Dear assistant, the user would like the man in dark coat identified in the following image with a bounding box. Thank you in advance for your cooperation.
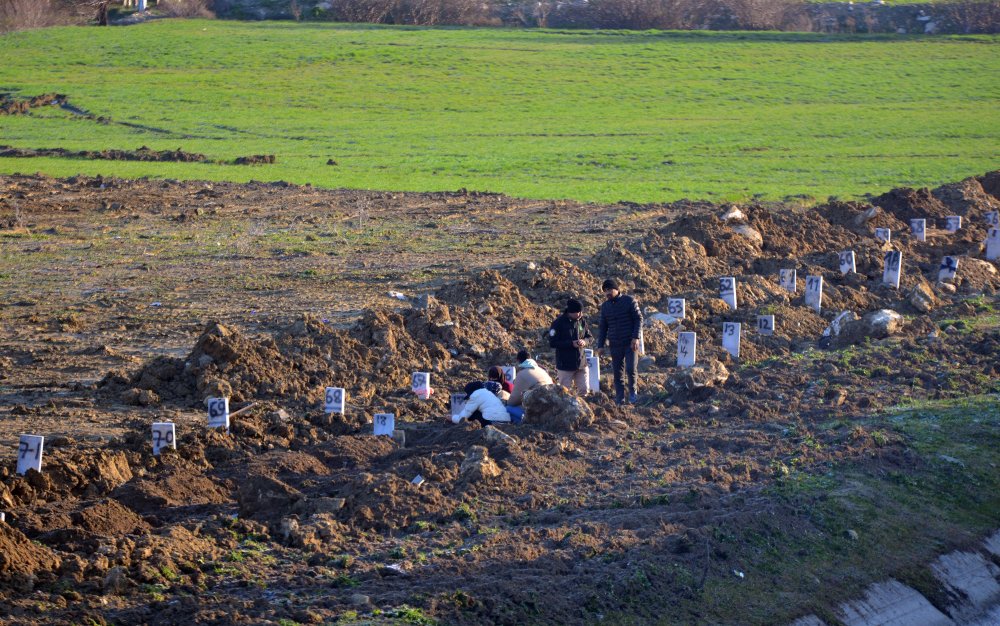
[548,298,593,394]
[596,278,642,404]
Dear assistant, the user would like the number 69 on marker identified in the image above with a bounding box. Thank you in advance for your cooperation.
[207,397,230,433]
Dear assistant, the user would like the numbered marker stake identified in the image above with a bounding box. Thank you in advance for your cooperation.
[207,397,230,433]
[938,256,959,282]
[910,218,926,242]
[987,228,1000,261]
[151,422,176,456]
[944,216,962,233]
[719,277,737,311]
[805,275,823,313]
[883,250,903,288]
[501,365,517,383]
[667,298,686,319]
[779,269,797,294]
[373,413,395,437]
[324,387,345,414]
[677,332,697,368]
[411,372,431,399]
[722,322,741,359]
[986,211,999,227]
[450,393,468,422]
[874,228,891,243]
[757,315,775,336]
[839,251,856,275]
[587,354,600,393]
[16,435,44,475]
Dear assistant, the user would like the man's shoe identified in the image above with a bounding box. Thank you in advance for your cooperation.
[628,393,638,404]
[615,397,625,406]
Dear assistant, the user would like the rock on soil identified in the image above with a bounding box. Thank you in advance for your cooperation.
[522,384,595,431]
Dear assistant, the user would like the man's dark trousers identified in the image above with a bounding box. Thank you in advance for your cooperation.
[610,343,637,403]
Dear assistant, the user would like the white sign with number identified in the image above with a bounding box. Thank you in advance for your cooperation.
[16,435,44,475]
[944,216,962,233]
[987,228,1000,261]
[411,372,430,392]
[938,256,959,282]
[667,298,686,319]
[450,393,468,421]
[757,315,775,336]
[910,218,926,242]
[373,413,395,436]
[805,275,823,313]
[986,211,1000,227]
[839,251,856,275]
[207,397,230,432]
[719,277,737,310]
[324,387,345,414]
[779,269,796,294]
[501,365,517,382]
[677,332,696,368]
[151,422,176,456]
[722,322,741,359]
[587,355,600,393]
[874,228,891,243]
[638,328,645,356]
[883,250,903,288]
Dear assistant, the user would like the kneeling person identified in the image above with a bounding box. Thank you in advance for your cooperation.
[453,381,521,426]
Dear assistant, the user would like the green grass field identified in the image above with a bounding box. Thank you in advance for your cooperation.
[1,22,998,203]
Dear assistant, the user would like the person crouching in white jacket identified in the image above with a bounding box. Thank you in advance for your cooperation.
[453,381,521,425]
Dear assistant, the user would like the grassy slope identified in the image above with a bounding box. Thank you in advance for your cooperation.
[0,22,998,203]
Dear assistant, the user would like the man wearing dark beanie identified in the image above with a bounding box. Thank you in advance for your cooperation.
[548,297,593,394]
[597,278,643,404]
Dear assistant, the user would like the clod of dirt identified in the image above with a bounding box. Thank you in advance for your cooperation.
[833,309,904,347]
[0,522,62,584]
[908,280,938,313]
[459,445,501,482]
[522,384,595,431]
[237,475,303,522]
[668,360,730,402]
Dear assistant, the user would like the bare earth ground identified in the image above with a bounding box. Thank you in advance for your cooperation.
[0,172,999,625]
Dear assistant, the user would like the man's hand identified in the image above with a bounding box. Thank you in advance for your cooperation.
[574,339,587,348]
[630,338,640,352]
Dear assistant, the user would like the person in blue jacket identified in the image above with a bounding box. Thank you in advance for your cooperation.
[596,278,642,405]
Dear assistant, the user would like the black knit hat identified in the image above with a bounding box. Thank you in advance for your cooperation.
[602,278,620,291]
[566,298,583,313]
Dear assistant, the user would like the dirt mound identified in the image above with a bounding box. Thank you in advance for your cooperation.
[978,170,1000,200]
[335,471,458,532]
[932,176,1000,218]
[586,240,666,293]
[506,258,602,311]
[435,269,547,331]
[870,186,950,221]
[0,523,62,585]
[74,499,150,537]
[112,464,231,514]
[234,154,276,164]
[0,93,63,115]
[0,145,208,163]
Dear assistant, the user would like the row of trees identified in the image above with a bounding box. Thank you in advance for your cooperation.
[3,0,999,33]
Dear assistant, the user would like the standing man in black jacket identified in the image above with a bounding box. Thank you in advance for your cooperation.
[548,298,593,394]
[596,278,643,405]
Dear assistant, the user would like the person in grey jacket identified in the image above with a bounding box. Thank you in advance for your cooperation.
[596,278,642,404]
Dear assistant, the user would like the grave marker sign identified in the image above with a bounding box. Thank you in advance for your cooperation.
[722,322,741,359]
[719,277,737,310]
[874,228,891,243]
[779,269,796,294]
[910,219,926,242]
[883,250,902,288]
[839,251,856,275]
[987,228,1000,261]
[944,216,962,233]
[151,422,176,456]
[373,413,395,437]
[805,275,823,313]
[938,256,959,282]
[16,435,44,475]
[677,332,697,368]
[207,397,230,433]
[324,387,345,414]
[757,315,775,336]
[667,298,686,319]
